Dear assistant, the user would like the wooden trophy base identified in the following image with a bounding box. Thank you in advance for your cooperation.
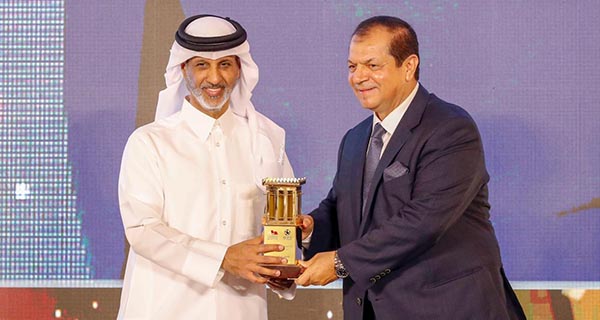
[260,263,303,280]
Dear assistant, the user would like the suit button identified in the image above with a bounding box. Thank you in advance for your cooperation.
[369,277,376,283]
[356,298,362,306]
[375,275,381,280]
[379,272,386,277]
[385,268,391,274]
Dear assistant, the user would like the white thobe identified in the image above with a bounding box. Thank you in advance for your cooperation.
[117,100,293,320]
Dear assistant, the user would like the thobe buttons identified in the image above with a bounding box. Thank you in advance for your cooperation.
[379,271,386,277]
[221,220,227,226]
[369,277,376,283]
[356,298,362,306]
[385,269,391,274]
[215,142,221,147]
[221,179,227,185]
[375,275,381,280]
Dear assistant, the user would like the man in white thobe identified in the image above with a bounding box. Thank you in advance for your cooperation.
[117,14,294,320]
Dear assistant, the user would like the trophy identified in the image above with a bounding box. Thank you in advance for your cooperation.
[261,177,306,279]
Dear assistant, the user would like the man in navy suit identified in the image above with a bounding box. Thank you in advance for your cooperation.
[295,16,526,320]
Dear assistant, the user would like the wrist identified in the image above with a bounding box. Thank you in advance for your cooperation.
[333,250,349,279]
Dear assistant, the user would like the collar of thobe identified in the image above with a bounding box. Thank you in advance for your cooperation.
[372,82,420,135]
[181,98,236,142]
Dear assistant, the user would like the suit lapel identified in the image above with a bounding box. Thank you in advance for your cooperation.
[346,118,372,234]
[359,86,430,235]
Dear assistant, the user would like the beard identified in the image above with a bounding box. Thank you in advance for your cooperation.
[184,71,233,112]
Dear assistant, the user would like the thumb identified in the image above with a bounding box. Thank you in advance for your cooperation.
[295,270,310,286]
[300,215,309,227]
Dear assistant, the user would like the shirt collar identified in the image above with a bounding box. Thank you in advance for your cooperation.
[373,82,420,136]
[181,98,236,141]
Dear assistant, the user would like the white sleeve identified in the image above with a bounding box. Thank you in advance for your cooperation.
[269,282,297,300]
[118,132,228,288]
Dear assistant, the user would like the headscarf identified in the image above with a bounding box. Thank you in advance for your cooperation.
[155,14,259,120]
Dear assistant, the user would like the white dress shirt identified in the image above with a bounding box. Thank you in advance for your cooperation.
[118,99,293,320]
[371,82,420,156]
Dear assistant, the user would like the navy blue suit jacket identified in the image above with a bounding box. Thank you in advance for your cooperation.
[306,86,525,319]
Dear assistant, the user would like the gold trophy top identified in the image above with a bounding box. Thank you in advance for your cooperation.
[262,177,306,226]
[262,177,307,187]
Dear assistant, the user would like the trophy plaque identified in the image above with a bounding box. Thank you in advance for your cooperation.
[261,177,306,279]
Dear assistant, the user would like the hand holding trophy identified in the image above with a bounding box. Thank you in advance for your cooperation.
[260,177,306,287]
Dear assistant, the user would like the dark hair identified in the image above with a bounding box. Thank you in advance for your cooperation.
[352,16,420,79]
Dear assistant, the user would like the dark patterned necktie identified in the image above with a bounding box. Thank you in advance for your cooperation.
[362,123,386,206]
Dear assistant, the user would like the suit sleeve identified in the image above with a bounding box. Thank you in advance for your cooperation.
[338,116,488,290]
[118,132,228,288]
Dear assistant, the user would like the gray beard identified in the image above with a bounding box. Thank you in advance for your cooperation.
[184,73,232,112]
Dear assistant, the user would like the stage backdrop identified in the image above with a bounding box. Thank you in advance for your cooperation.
[1,0,598,292]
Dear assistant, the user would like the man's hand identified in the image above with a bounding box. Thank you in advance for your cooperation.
[295,251,338,286]
[297,214,314,240]
[221,235,287,284]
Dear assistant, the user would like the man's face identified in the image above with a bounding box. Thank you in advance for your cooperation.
[347,28,414,119]
[182,55,240,113]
